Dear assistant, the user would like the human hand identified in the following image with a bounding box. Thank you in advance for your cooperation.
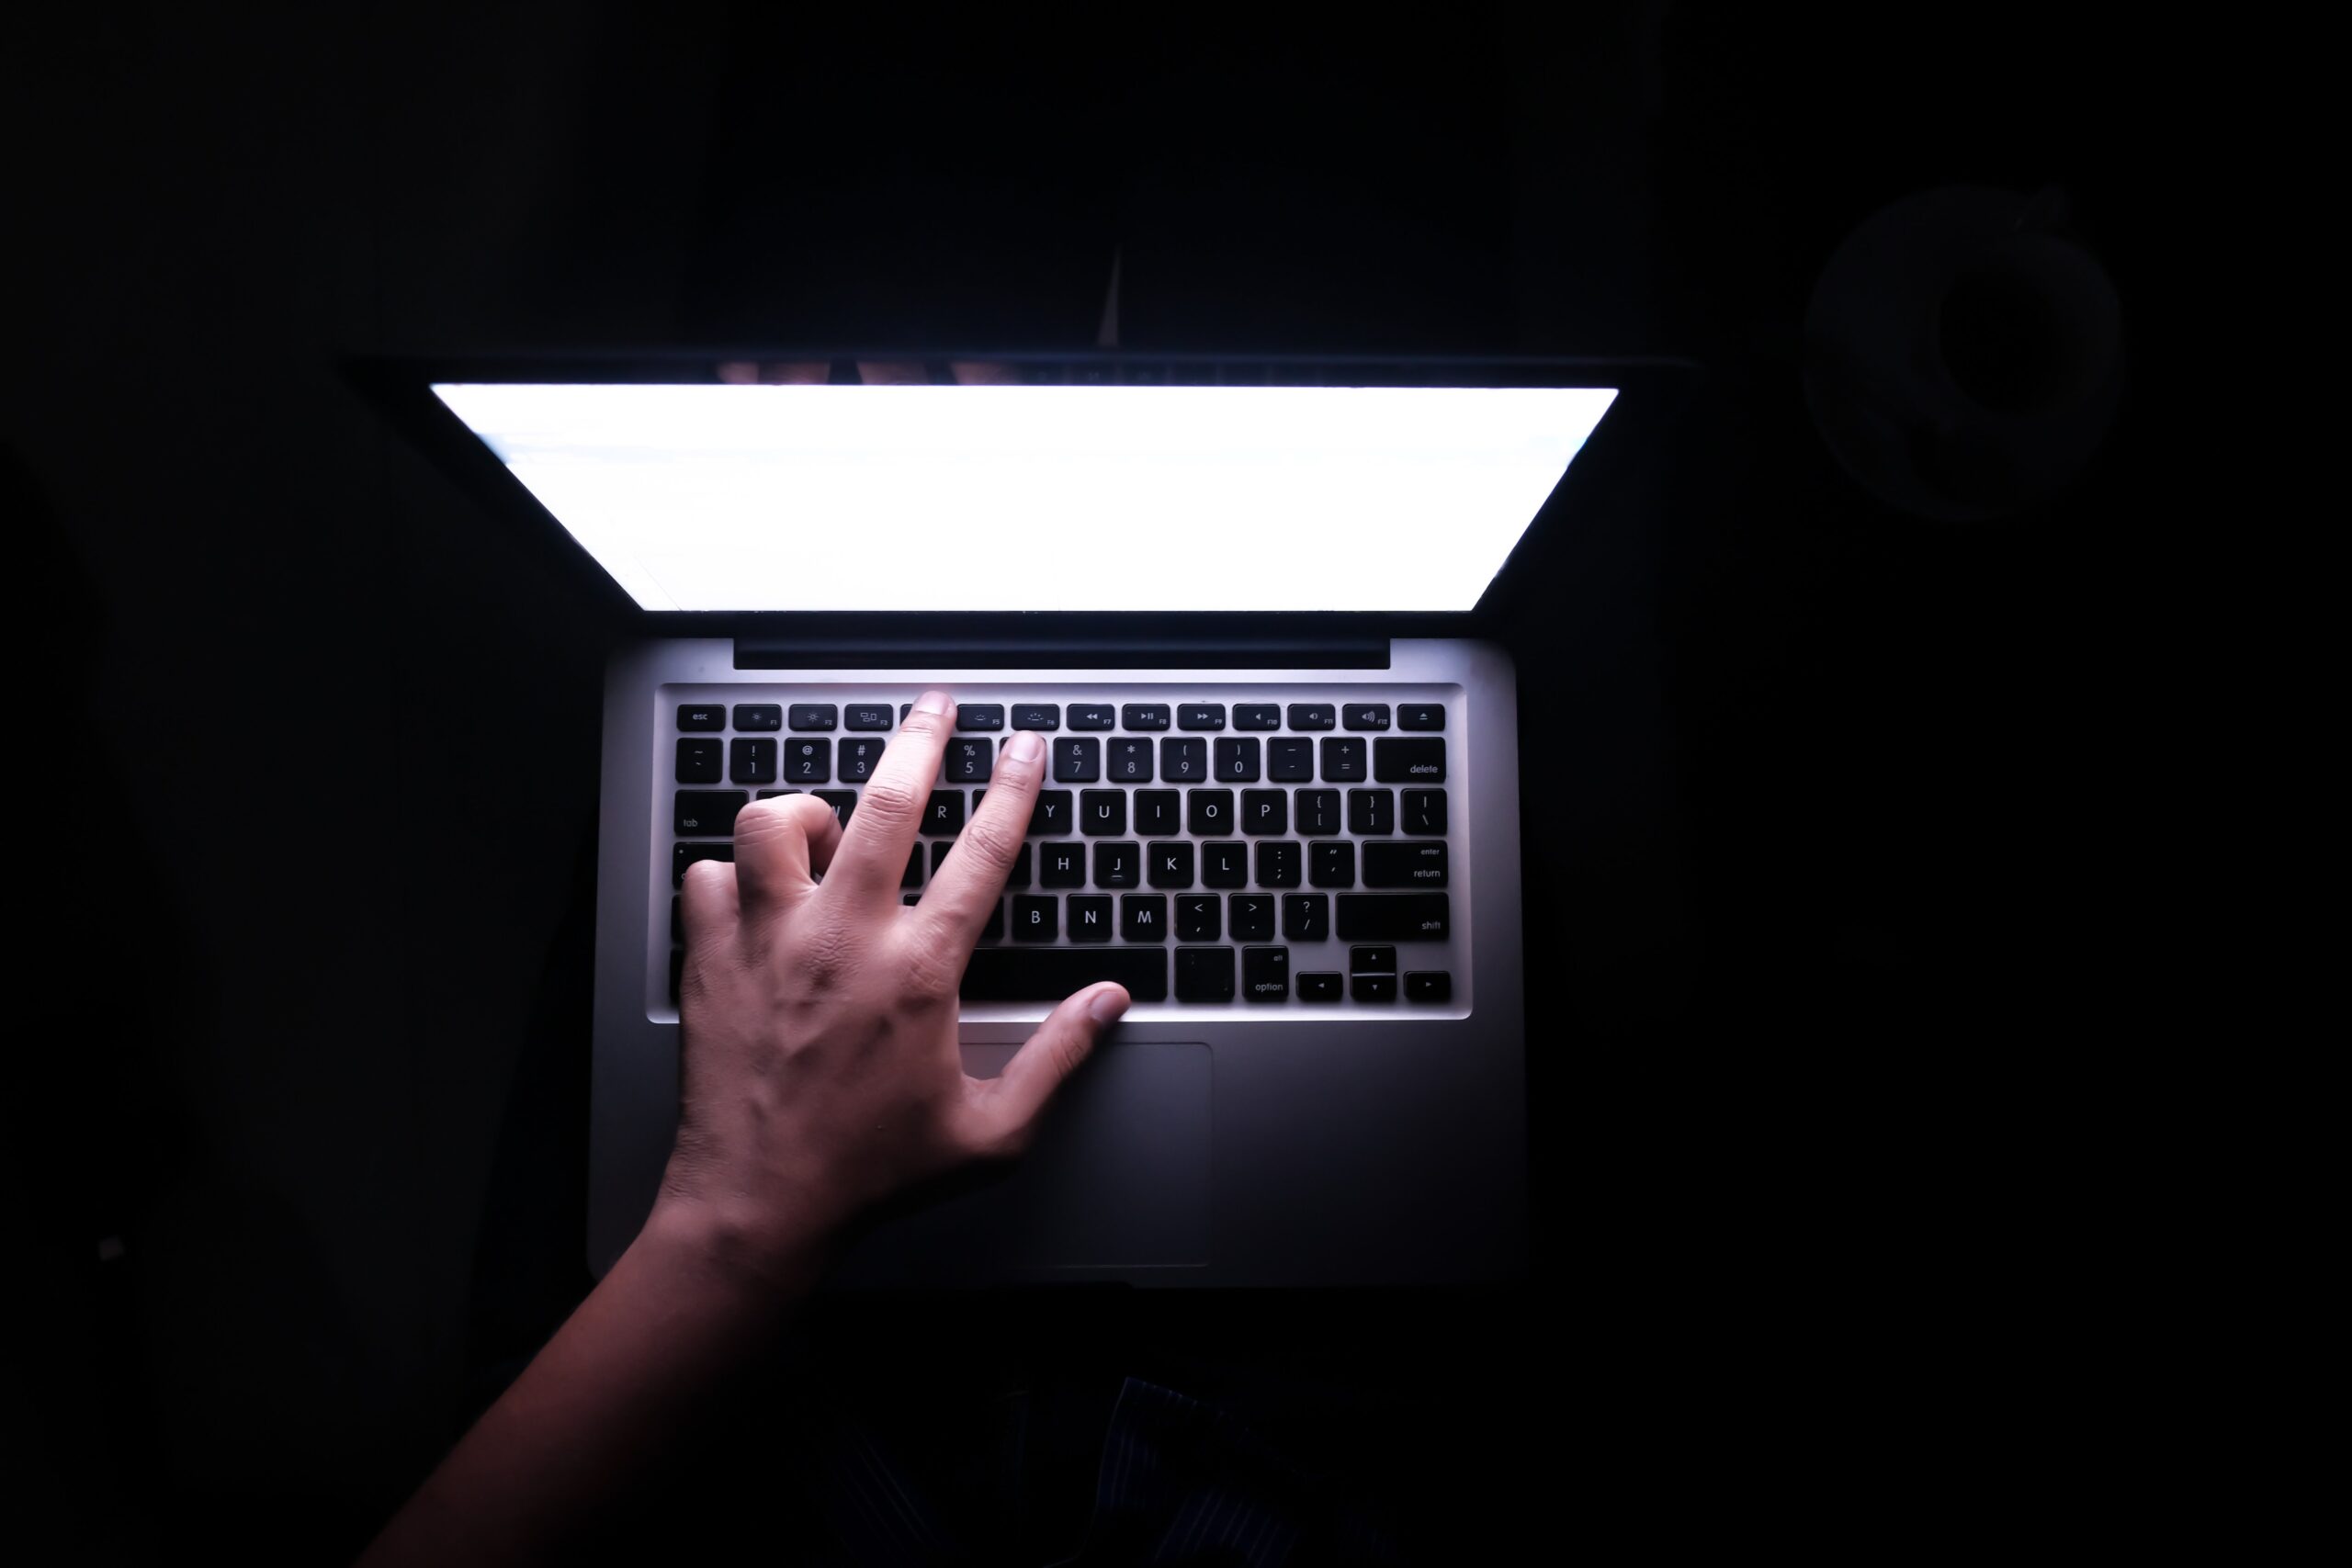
[659,689,1128,1290]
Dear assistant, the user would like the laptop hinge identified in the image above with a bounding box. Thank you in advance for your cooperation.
[733,636,1391,671]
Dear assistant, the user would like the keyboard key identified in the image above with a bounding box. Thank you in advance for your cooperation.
[1160,738,1207,782]
[673,843,733,885]
[677,704,726,732]
[1200,841,1248,888]
[784,738,831,783]
[1175,947,1235,1002]
[1351,975,1397,1003]
[1296,971,1342,1002]
[961,947,1167,1003]
[1309,840,1356,888]
[981,901,1004,942]
[1350,944,1396,974]
[673,790,748,836]
[1052,738,1101,783]
[1186,789,1234,836]
[1335,893,1451,941]
[1287,703,1335,730]
[1012,703,1061,730]
[1374,737,1447,784]
[1121,894,1167,942]
[1008,843,1033,887]
[945,738,991,783]
[1234,704,1282,730]
[1405,971,1453,1003]
[956,703,1005,731]
[845,703,894,731]
[788,703,838,731]
[1240,789,1287,836]
[733,704,783,731]
[1363,841,1449,886]
[1149,841,1195,889]
[1295,789,1340,836]
[1011,895,1057,942]
[930,840,955,876]
[1241,945,1289,1001]
[1069,704,1116,730]
[1069,895,1114,942]
[924,790,965,835]
[1122,703,1171,731]
[1031,790,1073,836]
[1178,703,1226,731]
[1080,789,1127,836]
[730,737,778,784]
[1092,841,1139,888]
[1402,789,1447,835]
[1231,895,1276,942]
[1267,739,1315,781]
[813,789,858,828]
[1170,894,1216,942]
[1039,843,1085,887]
[1106,738,1154,782]
[1253,841,1301,887]
[755,789,797,798]
[1347,788,1395,836]
[1135,790,1180,837]
[1318,738,1367,782]
[1398,704,1445,731]
[676,738,724,784]
[904,847,923,888]
[1214,738,1261,781]
[1281,894,1329,942]
[839,737,886,781]
[1342,703,1391,731]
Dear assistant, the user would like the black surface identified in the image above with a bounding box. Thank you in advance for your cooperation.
[7,3,2211,1562]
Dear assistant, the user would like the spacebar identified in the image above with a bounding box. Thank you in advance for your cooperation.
[961,948,1170,1004]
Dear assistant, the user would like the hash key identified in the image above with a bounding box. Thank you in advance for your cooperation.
[840,737,885,781]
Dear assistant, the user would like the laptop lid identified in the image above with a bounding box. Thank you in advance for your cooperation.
[357,353,1690,658]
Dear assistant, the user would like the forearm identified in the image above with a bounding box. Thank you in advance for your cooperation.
[359,1201,827,1567]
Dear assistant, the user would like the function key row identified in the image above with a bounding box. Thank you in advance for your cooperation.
[682,700,1446,735]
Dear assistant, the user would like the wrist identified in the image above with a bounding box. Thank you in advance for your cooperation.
[637,1188,837,1309]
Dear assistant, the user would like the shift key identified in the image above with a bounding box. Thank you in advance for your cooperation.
[1335,893,1451,941]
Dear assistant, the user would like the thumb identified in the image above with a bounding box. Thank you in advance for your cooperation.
[969,982,1129,1151]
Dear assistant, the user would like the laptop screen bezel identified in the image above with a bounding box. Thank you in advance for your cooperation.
[352,350,1696,650]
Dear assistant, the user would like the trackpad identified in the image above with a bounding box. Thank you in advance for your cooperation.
[964,1039,1212,1269]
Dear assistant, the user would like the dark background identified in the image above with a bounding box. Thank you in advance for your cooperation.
[9,3,2211,1560]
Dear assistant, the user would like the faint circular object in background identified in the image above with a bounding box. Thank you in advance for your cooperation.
[1804,186,2124,520]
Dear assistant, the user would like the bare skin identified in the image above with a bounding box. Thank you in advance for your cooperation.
[360,689,1129,1566]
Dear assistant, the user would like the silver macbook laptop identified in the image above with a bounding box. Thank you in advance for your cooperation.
[395,353,1680,1288]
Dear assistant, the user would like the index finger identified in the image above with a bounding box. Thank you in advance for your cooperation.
[825,688,955,899]
[914,728,1046,947]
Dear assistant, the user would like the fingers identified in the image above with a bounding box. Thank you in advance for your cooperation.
[966,983,1130,1151]
[828,689,955,899]
[915,729,1046,946]
[731,793,843,909]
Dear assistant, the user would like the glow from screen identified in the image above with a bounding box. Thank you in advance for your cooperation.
[432,382,1617,612]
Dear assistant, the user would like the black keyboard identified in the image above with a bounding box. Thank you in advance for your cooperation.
[663,690,1462,1010]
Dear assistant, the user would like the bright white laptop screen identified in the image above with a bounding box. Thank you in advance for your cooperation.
[432,381,1618,613]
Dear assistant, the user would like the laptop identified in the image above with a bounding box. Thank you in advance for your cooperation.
[372,352,1684,1287]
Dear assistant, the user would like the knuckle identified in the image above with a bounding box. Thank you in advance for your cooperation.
[895,939,966,1004]
[731,795,795,840]
[856,778,922,829]
[956,818,1018,873]
[680,858,735,899]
